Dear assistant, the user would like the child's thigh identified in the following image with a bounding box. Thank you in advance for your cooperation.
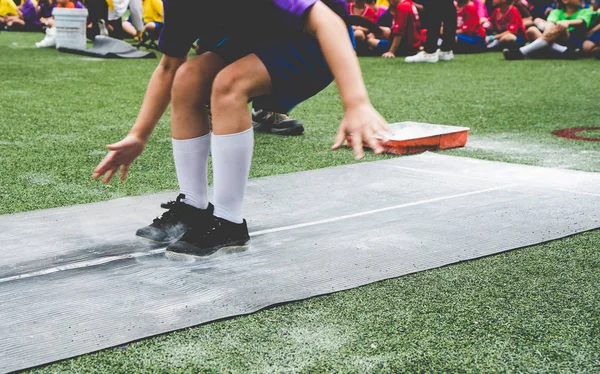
[251,34,335,114]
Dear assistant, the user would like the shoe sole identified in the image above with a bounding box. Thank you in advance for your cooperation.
[164,239,250,261]
[135,232,184,247]
[252,121,304,136]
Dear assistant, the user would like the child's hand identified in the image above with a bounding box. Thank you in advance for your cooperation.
[331,103,391,160]
[92,134,146,183]
[382,52,395,58]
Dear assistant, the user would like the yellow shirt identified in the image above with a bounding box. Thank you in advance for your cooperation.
[376,0,389,6]
[0,0,18,17]
[142,0,162,24]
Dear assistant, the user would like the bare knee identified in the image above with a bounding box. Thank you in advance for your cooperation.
[211,68,250,108]
[582,40,598,54]
[172,61,213,107]
[499,33,516,43]
[527,26,541,40]
[354,29,366,41]
[143,23,156,33]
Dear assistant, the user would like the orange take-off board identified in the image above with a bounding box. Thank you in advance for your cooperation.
[347,122,470,155]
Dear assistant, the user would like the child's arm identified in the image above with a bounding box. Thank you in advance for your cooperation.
[306,1,390,160]
[93,55,186,183]
[383,34,403,57]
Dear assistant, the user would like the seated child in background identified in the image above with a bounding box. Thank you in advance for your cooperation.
[349,0,378,42]
[122,0,162,40]
[504,0,593,59]
[4,0,41,31]
[367,0,424,57]
[456,0,487,53]
[472,0,492,29]
[35,0,85,47]
[38,0,54,25]
[0,0,18,28]
[583,10,600,56]
[512,0,533,27]
[486,0,527,49]
[366,0,388,19]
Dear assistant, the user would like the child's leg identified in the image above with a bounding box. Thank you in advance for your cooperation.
[354,28,367,42]
[142,22,156,35]
[122,20,137,37]
[527,25,542,41]
[170,52,226,210]
[582,40,600,54]
[497,33,516,44]
[519,23,570,56]
[209,54,272,223]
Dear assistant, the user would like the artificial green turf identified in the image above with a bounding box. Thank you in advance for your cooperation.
[1,32,599,372]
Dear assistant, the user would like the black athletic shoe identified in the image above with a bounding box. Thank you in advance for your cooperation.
[251,109,304,136]
[561,47,581,60]
[166,216,250,257]
[503,48,525,60]
[136,194,214,244]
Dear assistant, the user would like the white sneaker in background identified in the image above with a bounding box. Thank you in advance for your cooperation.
[405,50,439,63]
[438,50,454,61]
[35,27,56,48]
[98,19,109,36]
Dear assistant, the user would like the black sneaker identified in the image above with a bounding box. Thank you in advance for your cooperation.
[251,109,304,136]
[166,216,250,257]
[136,194,214,244]
[561,47,581,60]
[503,48,525,60]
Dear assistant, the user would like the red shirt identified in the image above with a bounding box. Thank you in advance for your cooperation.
[490,5,526,39]
[457,3,486,37]
[391,0,423,50]
[348,2,378,23]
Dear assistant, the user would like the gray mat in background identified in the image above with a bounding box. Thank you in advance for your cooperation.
[1,153,599,373]
[58,35,156,59]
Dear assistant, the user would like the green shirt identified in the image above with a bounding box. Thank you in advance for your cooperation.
[547,8,594,31]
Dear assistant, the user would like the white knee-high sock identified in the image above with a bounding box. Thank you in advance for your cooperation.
[172,133,211,210]
[519,38,548,55]
[551,43,567,53]
[211,128,254,224]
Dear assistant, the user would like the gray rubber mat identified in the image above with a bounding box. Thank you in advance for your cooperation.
[58,35,156,59]
[1,153,599,373]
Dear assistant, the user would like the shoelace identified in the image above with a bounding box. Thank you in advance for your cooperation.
[153,194,186,223]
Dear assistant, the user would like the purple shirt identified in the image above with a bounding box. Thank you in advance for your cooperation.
[20,0,40,26]
[38,2,55,18]
[74,1,84,9]
[158,0,347,57]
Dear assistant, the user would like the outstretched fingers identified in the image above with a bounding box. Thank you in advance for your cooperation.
[120,164,130,182]
[351,132,365,160]
[103,168,118,184]
[331,125,347,150]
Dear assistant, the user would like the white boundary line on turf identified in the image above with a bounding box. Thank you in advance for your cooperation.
[0,184,517,284]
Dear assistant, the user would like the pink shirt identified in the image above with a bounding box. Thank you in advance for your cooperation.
[472,0,488,20]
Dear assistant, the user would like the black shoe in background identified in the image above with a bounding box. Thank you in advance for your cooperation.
[251,109,304,136]
[503,48,525,60]
[561,47,581,60]
[166,216,250,257]
[136,194,214,245]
